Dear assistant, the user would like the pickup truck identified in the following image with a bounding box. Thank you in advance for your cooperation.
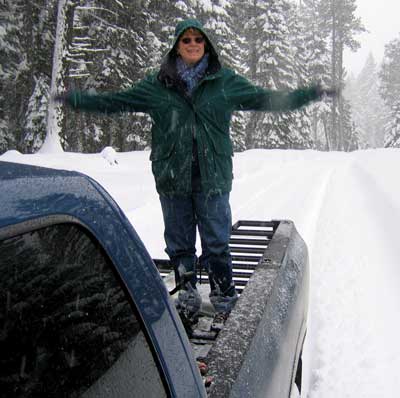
[0,161,309,398]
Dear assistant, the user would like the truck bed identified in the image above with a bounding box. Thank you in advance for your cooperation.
[156,221,276,358]
[155,219,309,397]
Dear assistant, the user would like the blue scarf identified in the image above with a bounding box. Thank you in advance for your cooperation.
[176,53,209,96]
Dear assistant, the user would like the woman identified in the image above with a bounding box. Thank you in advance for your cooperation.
[58,19,335,325]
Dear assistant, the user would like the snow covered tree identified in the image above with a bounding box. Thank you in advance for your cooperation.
[1,1,37,152]
[61,0,152,152]
[345,54,388,148]
[24,76,50,152]
[228,0,251,151]
[21,0,59,152]
[341,96,359,151]
[286,2,315,149]
[242,0,312,149]
[195,1,233,68]
[298,0,331,150]
[233,0,267,149]
[0,0,59,153]
[379,35,400,109]
[0,0,22,152]
[143,0,187,65]
[40,0,73,153]
[383,101,400,148]
[318,0,365,150]
[1,0,357,154]
[380,35,400,148]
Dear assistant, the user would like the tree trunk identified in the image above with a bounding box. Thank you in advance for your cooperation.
[39,0,68,153]
[330,0,338,150]
[337,38,344,150]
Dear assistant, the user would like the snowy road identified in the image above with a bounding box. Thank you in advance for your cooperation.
[2,148,400,396]
[232,150,400,397]
[298,154,400,397]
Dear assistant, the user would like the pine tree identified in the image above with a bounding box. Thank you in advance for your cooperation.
[245,0,309,149]
[3,0,366,154]
[380,35,400,148]
[0,0,21,152]
[379,35,400,108]
[345,53,388,148]
[1,1,33,152]
[228,0,250,151]
[286,2,315,149]
[21,0,58,153]
[0,0,59,154]
[24,76,50,152]
[145,0,194,65]
[298,0,331,150]
[40,0,72,153]
[341,96,359,151]
[318,0,365,150]
[61,0,151,152]
[384,101,400,148]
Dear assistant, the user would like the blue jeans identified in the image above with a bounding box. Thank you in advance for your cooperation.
[159,193,234,296]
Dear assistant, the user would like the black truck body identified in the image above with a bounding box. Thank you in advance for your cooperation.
[0,161,309,397]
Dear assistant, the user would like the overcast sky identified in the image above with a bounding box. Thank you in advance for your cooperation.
[343,0,400,77]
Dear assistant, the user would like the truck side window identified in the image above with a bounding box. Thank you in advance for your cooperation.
[0,223,167,398]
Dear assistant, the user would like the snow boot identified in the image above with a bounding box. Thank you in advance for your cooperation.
[209,287,238,331]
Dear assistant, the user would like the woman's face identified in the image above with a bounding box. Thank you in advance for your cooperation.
[177,29,205,66]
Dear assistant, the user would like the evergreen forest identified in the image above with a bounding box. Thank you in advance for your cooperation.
[1,0,399,154]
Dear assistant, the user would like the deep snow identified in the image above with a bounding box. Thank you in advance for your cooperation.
[2,147,400,397]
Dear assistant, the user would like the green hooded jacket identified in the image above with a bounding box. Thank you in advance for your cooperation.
[65,19,321,196]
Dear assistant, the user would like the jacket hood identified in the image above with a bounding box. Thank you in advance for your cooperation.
[172,19,212,48]
[169,18,220,67]
[157,19,221,93]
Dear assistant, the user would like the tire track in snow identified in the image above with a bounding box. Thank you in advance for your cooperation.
[303,159,400,398]
[231,158,334,226]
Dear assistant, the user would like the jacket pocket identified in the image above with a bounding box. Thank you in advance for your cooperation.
[149,134,178,161]
[207,130,233,157]
[150,138,184,194]
[206,133,233,186]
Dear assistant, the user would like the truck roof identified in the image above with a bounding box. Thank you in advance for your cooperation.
[1,160,120,227]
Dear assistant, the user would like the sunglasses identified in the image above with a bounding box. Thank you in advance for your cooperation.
[180,37,205,45]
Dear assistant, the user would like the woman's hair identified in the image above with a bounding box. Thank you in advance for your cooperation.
[181,27,200,35]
